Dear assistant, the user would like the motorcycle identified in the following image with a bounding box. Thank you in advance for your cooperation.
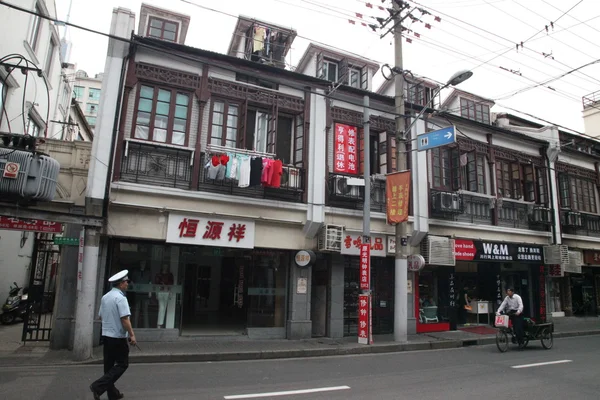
[1,282,29,325]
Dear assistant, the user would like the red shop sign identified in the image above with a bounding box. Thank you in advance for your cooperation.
[0,216,63,233]
[333,123,358,175]
[360,243,370,291]
[358,294,370,345]
[454,239,476,261]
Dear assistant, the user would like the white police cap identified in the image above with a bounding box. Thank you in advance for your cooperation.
[108,270,129,283]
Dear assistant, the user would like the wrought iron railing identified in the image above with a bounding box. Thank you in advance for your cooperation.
[120,141,192,190]
[561,210,600,237]
[497,200,530,230]
[327,174,387,213]
[430,189,493,225]
[198,153,305,203]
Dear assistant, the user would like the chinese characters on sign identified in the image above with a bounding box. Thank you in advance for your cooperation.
[333,123,358,175]
[360,244,370,290]
[358,294,370,345]
[583,250,600,265]
[496,274,502,306]
[449,273,456,308]
[167,214,255,249]
[454,239,543,263]
[77,228,85,292]
[386,171,410,224]
[341,232,386,257]
[539,265,546,322]
[0,216,63,233]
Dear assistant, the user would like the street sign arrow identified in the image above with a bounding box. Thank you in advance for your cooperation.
[416,126,456,151]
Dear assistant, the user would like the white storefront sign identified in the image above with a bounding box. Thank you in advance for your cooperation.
[166,213,255,249]
[341,231,387,257]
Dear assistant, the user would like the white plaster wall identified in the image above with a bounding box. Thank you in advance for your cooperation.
[135,50,203,77]
[491,135,543,157]
[557,152,597,170]
[208,66,236,81]
[0,230,35,306]
[583,106,600,137]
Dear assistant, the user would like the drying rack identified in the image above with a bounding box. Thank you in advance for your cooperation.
[206,144,276,159]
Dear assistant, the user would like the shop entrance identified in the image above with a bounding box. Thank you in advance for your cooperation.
[182,255,247,335]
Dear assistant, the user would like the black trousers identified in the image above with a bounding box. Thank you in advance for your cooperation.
[91,336,129,399]
[510,314,525,344]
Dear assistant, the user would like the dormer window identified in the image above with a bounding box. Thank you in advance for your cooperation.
[460,98,490,124]
[147,17,178,42]
[322,60,338,82]
[348,67,361,88]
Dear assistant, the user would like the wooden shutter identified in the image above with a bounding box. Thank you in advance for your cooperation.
[267,103,278,154]
[294,115,304,167]
[237,99,248,149]
[339,58,349,85]
[360,65,368,90]
[316,52,325,79]
[378,131,387,174]
[389,133,397,172]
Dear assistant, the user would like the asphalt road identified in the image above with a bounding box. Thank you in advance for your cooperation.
[0,335,599,400]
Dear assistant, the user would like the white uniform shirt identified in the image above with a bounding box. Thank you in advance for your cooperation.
[497,293,524,314]
[99,288,131,338]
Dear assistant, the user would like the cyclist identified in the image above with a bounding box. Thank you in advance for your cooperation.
[496,288,524,346]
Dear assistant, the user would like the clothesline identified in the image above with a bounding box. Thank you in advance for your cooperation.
[206,144,275,159]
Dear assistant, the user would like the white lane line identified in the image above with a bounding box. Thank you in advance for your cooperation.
[511,360,573,369]
[224,385,351,399]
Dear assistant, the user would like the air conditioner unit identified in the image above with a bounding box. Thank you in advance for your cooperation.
[562,211,583,227]
[318,224,343,252]
[432,191,461,213]
[420,235,456,266]
[530,206,552,224]
[334,175,360,198]
[281,166,301,189]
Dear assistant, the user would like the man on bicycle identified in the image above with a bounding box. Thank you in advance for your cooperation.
[496,288,524,346]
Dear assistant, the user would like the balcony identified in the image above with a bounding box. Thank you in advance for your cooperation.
[327,174,386,213]
[561,210,600,237]
[198,153,305,203]
[120,141,192,190]
[582,89,600,109]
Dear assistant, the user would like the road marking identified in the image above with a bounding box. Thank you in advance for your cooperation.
[224,386,351,399]
[511,360,572,369]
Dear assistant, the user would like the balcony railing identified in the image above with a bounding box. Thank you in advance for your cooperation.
[561,210,600,237]
[198,153,305,203]
[120,141,192,190]
[327,174,387,213]
[497,199,530,230]
[430,189,492,225]
[583,89,600,109]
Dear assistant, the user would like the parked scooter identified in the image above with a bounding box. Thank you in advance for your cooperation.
[1,282,29,324]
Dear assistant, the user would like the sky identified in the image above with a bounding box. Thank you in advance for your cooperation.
[53,0,600,134]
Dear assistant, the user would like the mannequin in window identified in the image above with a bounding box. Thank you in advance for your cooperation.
[155,264,174,328]
[130,260,151,328]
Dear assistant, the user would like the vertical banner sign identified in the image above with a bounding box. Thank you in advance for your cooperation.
[359,244,370,290]
[449,273,456,308]
[358,294,370,345]
[496,274,502,307]
[77,228,85,291]
[333,123,358,175]
[539,265,546,322]
[386,171,411,224]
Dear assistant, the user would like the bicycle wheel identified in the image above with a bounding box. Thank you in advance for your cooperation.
[541,328,553,349]
[496,330,509,352]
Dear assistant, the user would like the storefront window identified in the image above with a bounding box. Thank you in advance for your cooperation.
[108,241,183,329]
[418,271,440,324]
[246,251,288,328]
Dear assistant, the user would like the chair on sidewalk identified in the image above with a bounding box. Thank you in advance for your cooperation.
[420,306,439,323]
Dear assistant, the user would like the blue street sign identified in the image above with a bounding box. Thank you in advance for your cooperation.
[416,126,456,151]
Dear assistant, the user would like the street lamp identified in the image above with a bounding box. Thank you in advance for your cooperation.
[393,68,472,343]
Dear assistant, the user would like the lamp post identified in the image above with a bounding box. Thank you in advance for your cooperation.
[392,64,473,342]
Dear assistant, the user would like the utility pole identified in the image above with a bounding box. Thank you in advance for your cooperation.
[362,95,371,343]
[393,1,408,343]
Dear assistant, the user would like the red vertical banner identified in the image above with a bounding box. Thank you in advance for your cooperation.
[334,123,358,175]
[539,265,546,322]
[386,171,411,224]
[359,243,370,290]
[358,294,370,344]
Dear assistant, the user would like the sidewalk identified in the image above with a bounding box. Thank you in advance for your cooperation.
[0,316,598,367]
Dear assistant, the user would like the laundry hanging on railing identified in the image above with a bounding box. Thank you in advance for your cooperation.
[205,149,282,189]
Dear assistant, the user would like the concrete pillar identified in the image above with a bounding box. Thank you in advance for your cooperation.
[286,262,312,339]
[328,254,345,338]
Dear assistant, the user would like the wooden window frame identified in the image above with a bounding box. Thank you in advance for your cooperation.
[146,16,179,42]
[29,3,42,51]
[131,83,193,147]
[461,151,486,194]
[208,98,240,149]
[558,173,597,213]
[460,98,490,124]
[44,37,57,77]
[431,147,459,191]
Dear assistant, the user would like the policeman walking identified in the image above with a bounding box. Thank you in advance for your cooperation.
[90,270,137,400]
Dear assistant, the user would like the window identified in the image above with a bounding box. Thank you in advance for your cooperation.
[536,167,548,206]
[73,86,84,100]
[44,38,57,76]
[405,83,431,107]
[460,98,490,124]
[134,85,190,146]
[236,73,278,90]
[147,17,178,42]
[247,110,269,153]
[25,114,42,137]
[323,60,338,82]
[86,116,97,127]
[348,67,361,88]
[460,151,486,193]
[88,88,101,101]
[496,160,520,199]
[558,174,597,213]
[29,3,42,51]
[86,103,98,114]
[431,147,460,191]
[210,100,238,148]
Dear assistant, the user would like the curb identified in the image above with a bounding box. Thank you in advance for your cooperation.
[2,330,599,367]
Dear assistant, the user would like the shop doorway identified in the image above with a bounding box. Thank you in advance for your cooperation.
[502,271,531,316]
[182,256,247,335]
[571,273,596,316]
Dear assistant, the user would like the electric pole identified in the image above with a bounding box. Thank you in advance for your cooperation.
[393,1,408,343]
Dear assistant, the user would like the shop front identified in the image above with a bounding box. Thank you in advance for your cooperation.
[105,213,290,339]
[340,231,395,337]
[416,239,546,333]
[577,250,600,316]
